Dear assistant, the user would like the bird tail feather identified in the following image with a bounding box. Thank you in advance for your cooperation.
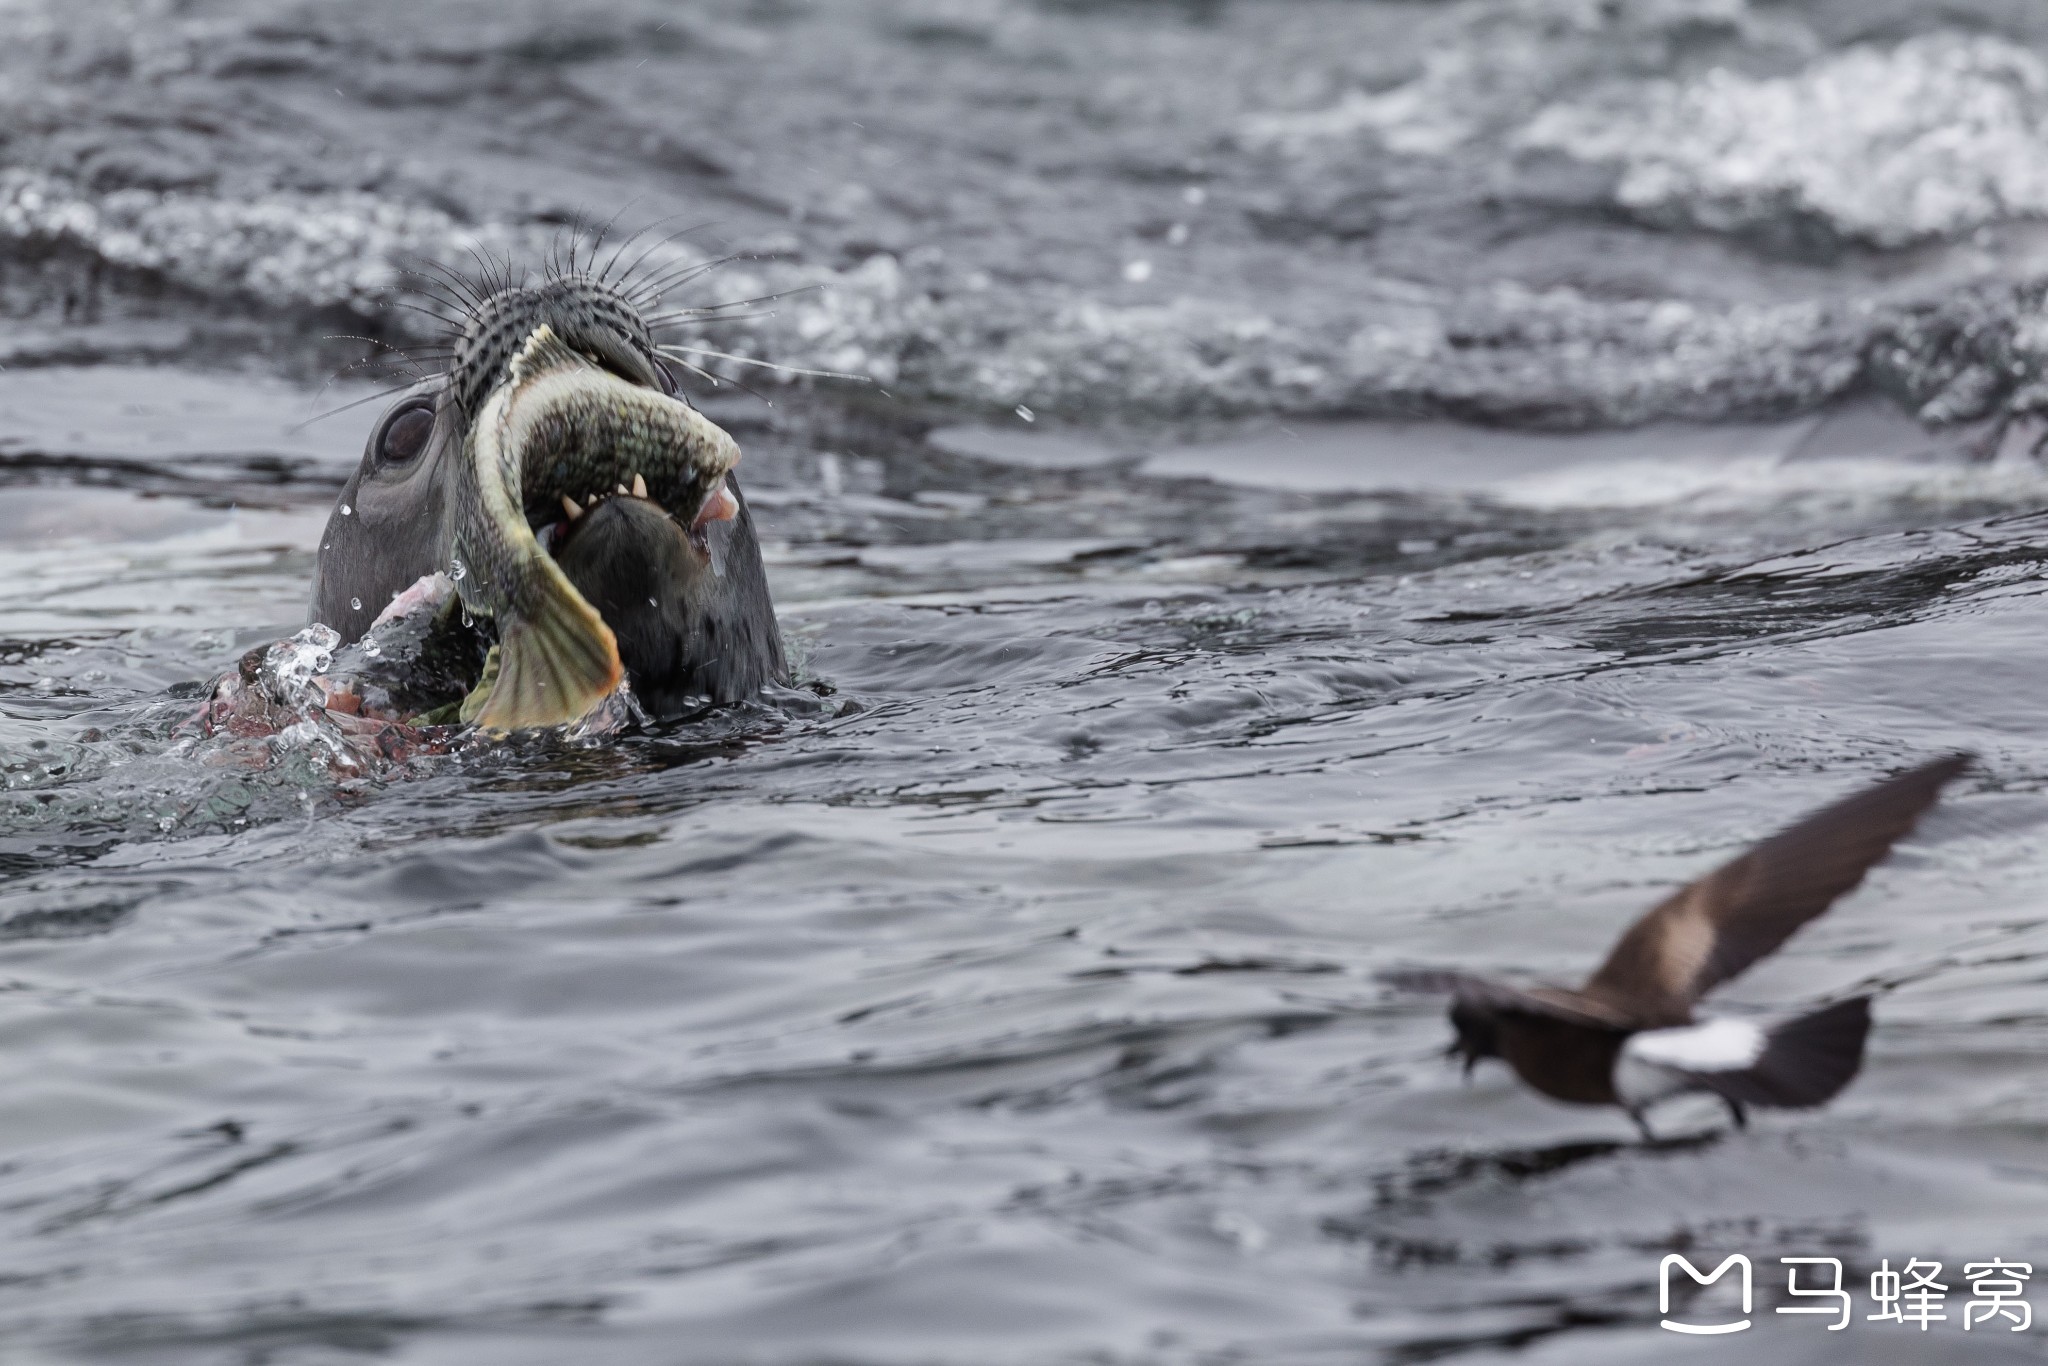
[1700,996,1872,1109]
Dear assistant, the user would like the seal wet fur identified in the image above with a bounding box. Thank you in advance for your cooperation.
[310,268,787,725]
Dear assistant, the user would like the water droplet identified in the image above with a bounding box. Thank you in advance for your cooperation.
[1015,405,1034,423]
[1122,258,1152,283]
[450,558,467,582]
[339,504,353,517]
[648,597,657,607]
[461,610,474,628]
[350,597,363,611]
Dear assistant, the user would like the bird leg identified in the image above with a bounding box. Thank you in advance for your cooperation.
[1627,1108,1656,1143]
[1723,1097,1748,1131]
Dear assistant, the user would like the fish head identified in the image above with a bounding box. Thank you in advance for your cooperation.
[311,272,786,720]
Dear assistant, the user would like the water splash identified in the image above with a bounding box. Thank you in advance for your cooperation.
[263,625,340,713]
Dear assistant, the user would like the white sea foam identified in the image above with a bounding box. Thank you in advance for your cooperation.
[708,260,1846,423]
[1239,0,1790,157]
[1520,34,2048,246]
[0,170,546,311]
[0,142,2014,430]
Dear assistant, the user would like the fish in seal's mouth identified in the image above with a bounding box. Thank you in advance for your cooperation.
[308,269,788,730]
[447,323,741,730]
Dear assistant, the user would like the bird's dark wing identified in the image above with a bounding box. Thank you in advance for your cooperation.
[1378,968,1632,1029]
[1579,754,1970,1026]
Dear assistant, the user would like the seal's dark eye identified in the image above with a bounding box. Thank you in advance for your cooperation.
[377,403,434,466]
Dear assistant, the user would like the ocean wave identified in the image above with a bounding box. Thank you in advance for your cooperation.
[723,260,1854,424]
[1520,33,2048,247]
[0,169,1854,426]
[0,169,545,312]
[1239,0,1806,156]
[5,168,2047,432]
[3,0,2048,433]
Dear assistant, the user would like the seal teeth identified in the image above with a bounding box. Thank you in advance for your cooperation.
[616,483,630,496]
[560,494,583,522]
[632,472,648,499]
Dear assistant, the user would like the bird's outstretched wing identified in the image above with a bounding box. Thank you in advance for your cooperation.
[1578,754,1970,1026]
[1379,968,1632,1029]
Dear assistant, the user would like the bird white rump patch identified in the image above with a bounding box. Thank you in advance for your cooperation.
[1626,1018,1767,1073]
[1615,1017,1769,1108]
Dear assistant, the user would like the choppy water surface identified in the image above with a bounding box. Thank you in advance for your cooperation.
[6,3,2048,1364]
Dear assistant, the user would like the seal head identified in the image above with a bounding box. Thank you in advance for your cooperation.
[309,273,787,724]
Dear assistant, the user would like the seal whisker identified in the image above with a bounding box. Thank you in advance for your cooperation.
[545,214,594,284]
[576,202,634,280]
[662,353,728,389]
[465,245,525,301]
[323,332,454,359]
[396,259,487,311]
[626,252,751,307]
[657,349,777,404]
[388,299,470,334]
[389,277,472,321]
[607,225,704,289]
[320,337,451,383]
[647,284,824,317]
[690,361,772,406]
[646,308,782,329]
[308,354,427,406]
[601,216,722,288]
[290,378,444,433]
[654,344,867,383]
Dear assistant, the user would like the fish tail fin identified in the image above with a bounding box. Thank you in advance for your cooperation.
[467,562,622,731]
[1706,996,1872,1110]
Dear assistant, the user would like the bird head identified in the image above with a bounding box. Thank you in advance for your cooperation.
[1448,1001,1501,1078]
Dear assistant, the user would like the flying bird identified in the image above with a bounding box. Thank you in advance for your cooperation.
[1384,754,1971,1139]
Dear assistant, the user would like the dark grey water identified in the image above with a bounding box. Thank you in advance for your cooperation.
[4,3,2048,1363]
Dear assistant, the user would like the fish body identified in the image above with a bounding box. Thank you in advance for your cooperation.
[446,325,741,730]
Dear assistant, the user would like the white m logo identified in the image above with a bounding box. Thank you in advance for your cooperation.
[1659,1253,1753,1335]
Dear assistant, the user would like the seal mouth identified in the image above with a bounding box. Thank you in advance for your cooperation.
[446,322,746,729]
[493,329,744,582]
[541,469,741,566]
